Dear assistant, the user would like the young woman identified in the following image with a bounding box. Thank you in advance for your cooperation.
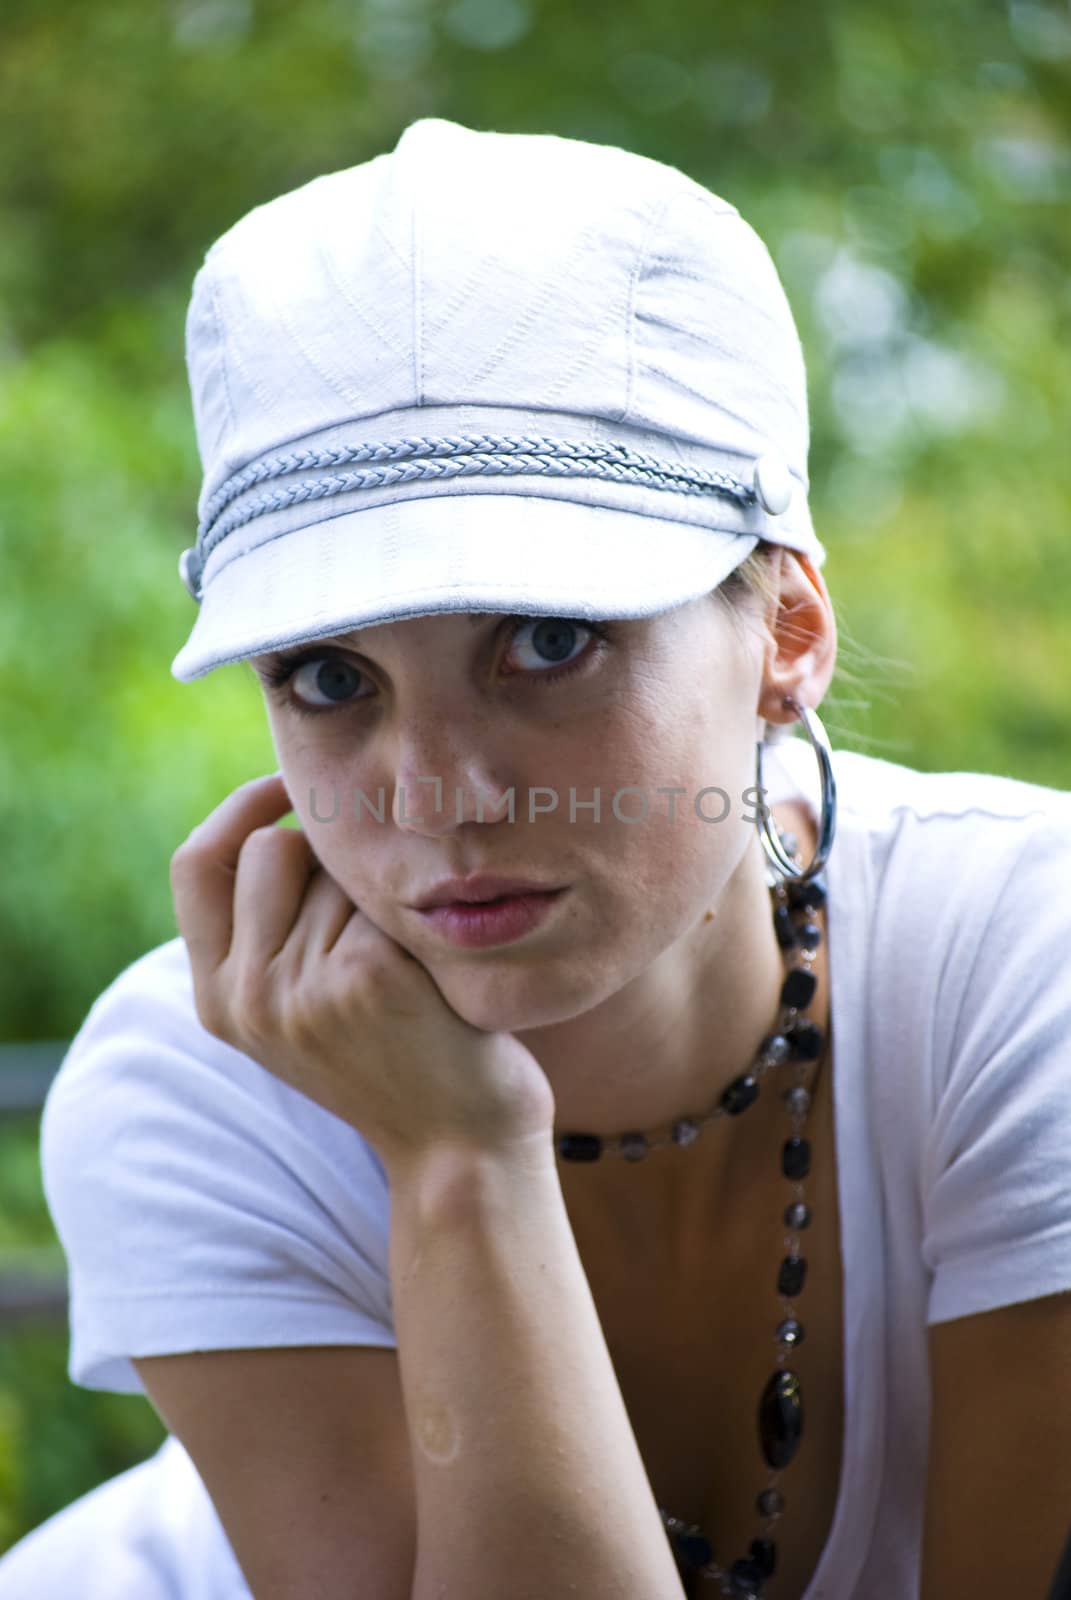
[3,116,1070,1600]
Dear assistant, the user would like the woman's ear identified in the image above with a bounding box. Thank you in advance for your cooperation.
[756,550,838,730]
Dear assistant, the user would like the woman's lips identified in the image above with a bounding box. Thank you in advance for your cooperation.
[415,888,568,948]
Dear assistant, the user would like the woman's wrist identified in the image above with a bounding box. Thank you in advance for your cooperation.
[386,1129,561,1230]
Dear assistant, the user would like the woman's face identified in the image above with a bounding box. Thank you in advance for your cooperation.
[250,593,771,1034]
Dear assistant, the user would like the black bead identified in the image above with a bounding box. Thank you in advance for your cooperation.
[759,1369,803,1470]
[783,1136,811,1180]
[619,1132,649,1161]
[728,1555,766,1595]
[750,1538,778,1578]
[721,1073,760,1115]
[784,1201,811,1229]
[799,920,822,948]
[556,1133,602,1161]
[674,1528,714,1569]
[787,1020,823,1059]
[757,1487,784,1517]
[780,967,817,1011]
[778,1254,807,1296]
[787,874,826,910]
[773,905,797,949]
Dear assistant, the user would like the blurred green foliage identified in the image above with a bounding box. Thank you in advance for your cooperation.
[1,0,1069,1556]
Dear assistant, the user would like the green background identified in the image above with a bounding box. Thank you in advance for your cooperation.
[2,0,1069,1555]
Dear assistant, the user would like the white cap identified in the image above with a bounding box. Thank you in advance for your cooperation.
[172,116,823,682]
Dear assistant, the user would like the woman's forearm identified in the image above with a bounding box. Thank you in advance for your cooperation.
[387,1139,686,1600]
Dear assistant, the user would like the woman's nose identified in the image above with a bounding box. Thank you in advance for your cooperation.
[390,726,517,836]
[391,773,517,834]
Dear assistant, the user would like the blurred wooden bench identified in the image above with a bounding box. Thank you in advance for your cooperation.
[0,1041,69,1327]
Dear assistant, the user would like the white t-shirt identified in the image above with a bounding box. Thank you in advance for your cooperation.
[5,741,1071,1600]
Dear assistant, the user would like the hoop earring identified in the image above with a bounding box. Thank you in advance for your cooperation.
[755,695,838,884]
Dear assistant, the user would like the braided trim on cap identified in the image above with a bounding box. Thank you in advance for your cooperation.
[180,433,759,601]
[196,433,757,565]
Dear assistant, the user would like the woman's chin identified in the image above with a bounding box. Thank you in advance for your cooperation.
[434,970,587,1037]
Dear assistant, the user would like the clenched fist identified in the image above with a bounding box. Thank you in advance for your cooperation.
[169,773,558,1177]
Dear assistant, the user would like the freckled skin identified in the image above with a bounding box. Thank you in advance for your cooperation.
[251,550,837,1243]
[261,600,763,1027]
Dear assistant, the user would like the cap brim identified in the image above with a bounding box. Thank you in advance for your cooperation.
[170,493,761,682]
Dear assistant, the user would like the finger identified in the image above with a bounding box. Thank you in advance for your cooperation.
[170,773,296,975]
[297,863,365,957]
[231,823,320,965]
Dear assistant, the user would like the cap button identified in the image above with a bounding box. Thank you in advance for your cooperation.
[753,453,794,517]
[179,547,202,601]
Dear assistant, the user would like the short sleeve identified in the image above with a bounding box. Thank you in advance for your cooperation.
[40,938,397,1396]
[922,807,1071,1324]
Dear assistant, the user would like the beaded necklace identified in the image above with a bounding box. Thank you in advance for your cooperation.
[555,829,827,1600]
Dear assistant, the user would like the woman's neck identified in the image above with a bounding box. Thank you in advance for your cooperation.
[523,801,831,1265]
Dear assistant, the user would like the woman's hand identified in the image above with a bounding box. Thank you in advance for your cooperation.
[169,772,557,1175]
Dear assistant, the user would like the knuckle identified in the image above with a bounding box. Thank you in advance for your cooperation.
[345,946,401,1000]
[169,840,201,878]
[238,824,310,862]
[190,984,228,1041]
[239,825,281,853]
[282,1003,323,1056]
[228,964,271,1037]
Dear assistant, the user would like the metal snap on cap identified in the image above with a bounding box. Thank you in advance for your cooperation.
[753,453,794,517]
[179,547,202,601]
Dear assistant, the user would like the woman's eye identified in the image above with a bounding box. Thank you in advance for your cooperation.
[261,616,610,717]
[289,657,367,709]
[504,618,595,675]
